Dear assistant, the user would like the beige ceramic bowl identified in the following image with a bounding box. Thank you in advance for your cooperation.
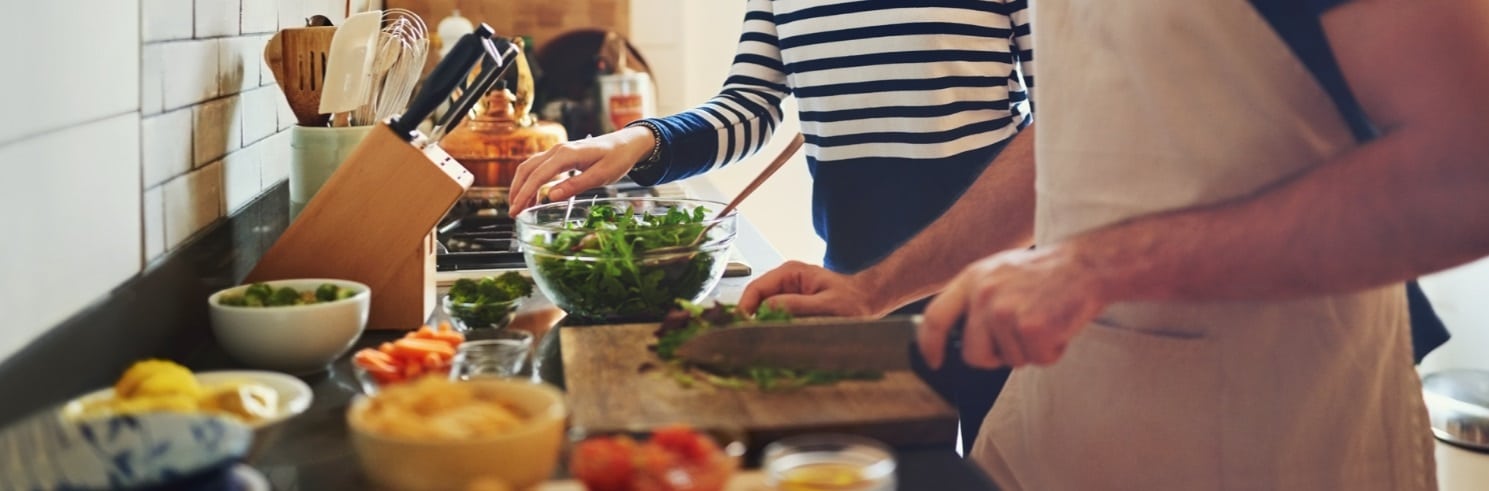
[208,279,370,374]
[347,378,568,490]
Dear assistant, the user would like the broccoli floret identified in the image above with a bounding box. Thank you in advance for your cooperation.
[269,286,301,306]
[243,283,274,306]
[315,283,341,302]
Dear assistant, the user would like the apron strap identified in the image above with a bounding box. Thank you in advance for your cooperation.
[1250,0,1450,363]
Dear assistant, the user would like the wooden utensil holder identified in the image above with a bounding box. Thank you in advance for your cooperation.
[247,123,474,330]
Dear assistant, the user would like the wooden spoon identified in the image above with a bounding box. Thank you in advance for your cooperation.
[266,26,336,127]
[645,132,806,262]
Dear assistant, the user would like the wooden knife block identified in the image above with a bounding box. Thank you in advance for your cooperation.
[247,123,474,329]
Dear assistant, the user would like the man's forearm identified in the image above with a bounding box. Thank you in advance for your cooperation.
[1070,122,1489,304]
[857,126,1038,315]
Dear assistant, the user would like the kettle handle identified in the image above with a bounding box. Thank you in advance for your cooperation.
[511,37,536,126]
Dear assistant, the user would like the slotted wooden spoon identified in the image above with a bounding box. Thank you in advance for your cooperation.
[265,26,337,127]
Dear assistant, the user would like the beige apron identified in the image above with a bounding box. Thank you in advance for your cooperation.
[970,1,1437,489]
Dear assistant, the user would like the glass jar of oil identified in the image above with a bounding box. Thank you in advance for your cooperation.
[764,434,896,491]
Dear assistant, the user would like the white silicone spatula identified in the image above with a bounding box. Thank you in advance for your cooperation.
[318,11,383,122]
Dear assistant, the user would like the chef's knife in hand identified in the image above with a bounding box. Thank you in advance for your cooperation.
[673,315,993,402]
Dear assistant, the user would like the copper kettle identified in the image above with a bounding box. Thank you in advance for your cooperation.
[441,38,568,189]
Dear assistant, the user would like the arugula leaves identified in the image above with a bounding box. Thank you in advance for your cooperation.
[652,300,883,390]
[530,205,717,322]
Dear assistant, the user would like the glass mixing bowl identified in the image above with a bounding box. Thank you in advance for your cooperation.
[515,198,736,324]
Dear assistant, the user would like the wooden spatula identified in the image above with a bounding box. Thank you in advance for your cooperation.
[266,26,336,127]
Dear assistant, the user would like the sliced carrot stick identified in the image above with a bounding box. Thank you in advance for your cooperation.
[377,342,396,355]
[392,338,458,359]
[411,326,438,339]
[432,331,465,347]
[437,321,454,333]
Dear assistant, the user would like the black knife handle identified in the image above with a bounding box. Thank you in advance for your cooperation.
[908,316,1004,405]
[389,24,495,140]
[439,38,518,136]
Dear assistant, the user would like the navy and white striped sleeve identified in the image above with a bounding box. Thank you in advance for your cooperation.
[1007,0,1034,111]
[629,0,791,186]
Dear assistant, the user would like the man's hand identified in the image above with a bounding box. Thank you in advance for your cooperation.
[738,261,886,318]
[918,246,1110,370]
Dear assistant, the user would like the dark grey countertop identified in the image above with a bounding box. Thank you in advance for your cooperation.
[224,179,998,490]
[0,181,998,490]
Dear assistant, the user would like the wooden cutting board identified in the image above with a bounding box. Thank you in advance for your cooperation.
[560,324,957,449]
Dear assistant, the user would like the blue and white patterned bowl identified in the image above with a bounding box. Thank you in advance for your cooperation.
[0,411,252,490]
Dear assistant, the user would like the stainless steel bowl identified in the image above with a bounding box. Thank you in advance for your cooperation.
[1422,369,1489,451]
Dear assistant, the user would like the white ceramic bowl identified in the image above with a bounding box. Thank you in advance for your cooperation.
[208,279,370,374]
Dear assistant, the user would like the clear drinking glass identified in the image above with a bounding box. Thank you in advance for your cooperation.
[448,330,534,380]
[763,434,897,491]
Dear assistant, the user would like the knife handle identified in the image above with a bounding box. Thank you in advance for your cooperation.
[908,317,1004,405]
[389,24,495,140]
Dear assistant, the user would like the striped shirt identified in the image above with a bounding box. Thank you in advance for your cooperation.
[633,0,1034,272]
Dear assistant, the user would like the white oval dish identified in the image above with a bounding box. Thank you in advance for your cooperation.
[59,370,313,430]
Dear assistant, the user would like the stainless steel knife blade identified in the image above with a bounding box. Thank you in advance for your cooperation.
[673,316,920,372]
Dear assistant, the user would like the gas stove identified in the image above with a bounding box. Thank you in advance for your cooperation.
[435,179,691,275]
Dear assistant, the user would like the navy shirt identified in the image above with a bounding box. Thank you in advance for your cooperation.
[1252,0,1450,362]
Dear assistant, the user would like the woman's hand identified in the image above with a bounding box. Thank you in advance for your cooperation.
[507,126,656,214]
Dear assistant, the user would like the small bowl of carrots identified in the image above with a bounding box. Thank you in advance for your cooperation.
[352,322,467,394]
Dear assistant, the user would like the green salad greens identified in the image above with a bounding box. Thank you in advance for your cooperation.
[446,272,535,328]
[649,300,883,391]
[529,204,718,322]
[218,282,357,307]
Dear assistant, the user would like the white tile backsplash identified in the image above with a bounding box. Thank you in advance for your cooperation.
[195,0,242,38]
[218,37,254,96]
[142,186,166,262]
[0,115,142,362]
[241,0,277,34]
[0,0,140,145]
[142,109,195,188]
[163,162,225,249]
[277,0,306,30]
[193,96,242,166]
[4,0,294,363]
[141,45,166,115]
[162,40,221,110]
[242,87,278,145]
[224,147,262,213]
[142,0,195,41]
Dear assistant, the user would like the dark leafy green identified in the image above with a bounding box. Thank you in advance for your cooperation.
[446,272,535,328]
[651,300,882,390]
[530,205,717,322]
[219,283,356,307]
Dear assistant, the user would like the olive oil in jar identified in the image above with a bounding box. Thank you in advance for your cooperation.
[776,460,889,491]
[764,435,896,491]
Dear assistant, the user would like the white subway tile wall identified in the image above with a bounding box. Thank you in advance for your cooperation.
[0,0,351,361]
[141,109,194,187]
[0,115,142,360]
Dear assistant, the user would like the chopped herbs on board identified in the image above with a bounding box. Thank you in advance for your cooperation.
[650,301,883,390]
